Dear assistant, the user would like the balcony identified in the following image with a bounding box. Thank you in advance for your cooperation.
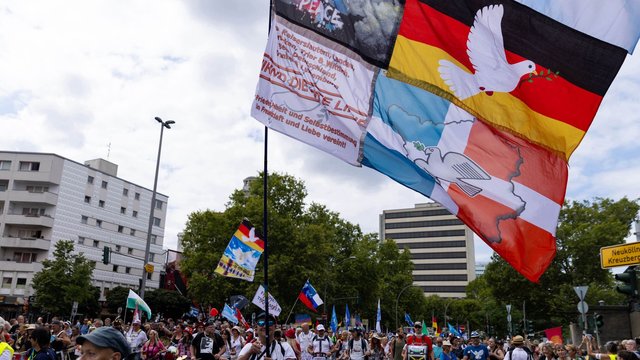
[9,171,59,184]
[0,261,42,272]
[3,213,54,227]
[7,190,58,205]
[0,237,51,251]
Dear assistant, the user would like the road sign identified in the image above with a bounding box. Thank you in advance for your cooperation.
[600,242,640,269]
[144,263,154,273]
[577,301,589,314]
[574,286,588,300]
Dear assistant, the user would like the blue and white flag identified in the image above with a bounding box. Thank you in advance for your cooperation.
[375,299,381,333]
[331,305,338,333]
[448,323,461,337]
[345,304,351,327]
[404,313,414,327]
[188,306,200,318]
[222,303,238,324]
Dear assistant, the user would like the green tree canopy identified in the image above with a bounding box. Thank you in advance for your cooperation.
[32,239,98,317]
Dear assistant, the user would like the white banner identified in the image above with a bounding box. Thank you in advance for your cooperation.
[251,16,376,165]
[252,284,282,316]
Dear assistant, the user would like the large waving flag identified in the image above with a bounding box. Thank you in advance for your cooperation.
[405,313,414,327]
[448,323,461,337]
[126,290,151,320]
[215,219,264,282]
[222,303,239,324]
[388,0,628,160]
[298,280,323,312]
[331,305,338,333]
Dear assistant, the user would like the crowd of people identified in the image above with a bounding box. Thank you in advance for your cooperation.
[1,314,640,360]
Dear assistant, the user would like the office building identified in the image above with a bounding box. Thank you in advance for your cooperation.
[0,151,168,304]
[379,202,476,298]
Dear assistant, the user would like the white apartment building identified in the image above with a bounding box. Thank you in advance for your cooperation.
[0,151,168,303]
[380,202,476,298]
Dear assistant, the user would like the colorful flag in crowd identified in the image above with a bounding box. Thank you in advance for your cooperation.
[514,0,640,54]
[432,316,438,335]
[421,320,428,336]
[126,290,151,320]
[345,304,351,327]
[405,313,414,327]
[448,323,461,337]
[355,313,363,327]
[235,308,250,329]
[251,0,638,281]
[222,303,238,324]
[251,284,283,316]
[295,314,312,326]
[331,305,338,333]
[375,299,382,333]
[387,0,628,161]
[544,326,563,344]
[298,280,323,312]
[214,219,264,282]
[188,306,199,318]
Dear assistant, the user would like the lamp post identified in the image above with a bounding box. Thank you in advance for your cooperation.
[324,256,356,318]
[395,284,415,330]
[140,116,175,300]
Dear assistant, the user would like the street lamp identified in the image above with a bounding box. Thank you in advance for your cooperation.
[395,283,416,330]
[140,116,175,300]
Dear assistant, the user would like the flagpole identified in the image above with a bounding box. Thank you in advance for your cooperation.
[284,297,300,325]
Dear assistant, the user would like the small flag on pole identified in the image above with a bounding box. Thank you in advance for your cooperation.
[298,280,323,312]
[375,299,382,333]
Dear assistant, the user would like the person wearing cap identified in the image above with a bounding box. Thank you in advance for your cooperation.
[238,313,295,360]
[402,322,433,360]
[462,332,489,360]
[285,328,302,360]
[308,325,334,359]
[440,341,454,360]
[190,322,223,360]
[345,327,369,360]
[76,326,132,360]
[27,327,58,360]
[126,320,148,360]
[229,326,246,360]
[503,336,530,360]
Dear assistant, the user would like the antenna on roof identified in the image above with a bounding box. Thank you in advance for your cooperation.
[107,142,111,159]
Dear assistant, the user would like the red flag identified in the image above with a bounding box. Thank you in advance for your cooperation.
[235,308,250,329]
[544,326,563,344]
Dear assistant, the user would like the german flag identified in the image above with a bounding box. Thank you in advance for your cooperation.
[388,0,628,160]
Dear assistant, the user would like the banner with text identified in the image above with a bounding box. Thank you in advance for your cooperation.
[251,284,283,316]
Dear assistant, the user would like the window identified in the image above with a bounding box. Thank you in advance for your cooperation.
[117,225,124,233]
[98,200,105,208]
[127,248,133,255]
[135,192,140,200]
[26,186,48,193]
[125,267,131,274]
[153,217,161,227]
[155,200,163,210]
[78,236,85,245]
[87,176,94,184]
[112,265,119,272]
[16,278,26,289]
[19,161,40,171]
[13,252,36,263]
[123,188,129,196]
[132,211,138,218]
[2,278,12,288]
[84,196,91,204]
[96,219,102,228]
[115,245,121,252]
[22,208,44,216]
[120,207,126,214]
[149,253,155,262]
[147,272,152,280]
[0,160,11,170]
[151,235,157,245]
[81,215,88,224]
[101,181,108,189]
[93,240,99,248]
[130,229,136,236]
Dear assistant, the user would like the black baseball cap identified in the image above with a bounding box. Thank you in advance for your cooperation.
[77,327,131,358]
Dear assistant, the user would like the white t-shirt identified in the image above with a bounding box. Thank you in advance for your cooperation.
[504,348,529,360]
[310,335,334,355]
[298,332,315,354]
[239,341,297,360]
[349,338,369,360]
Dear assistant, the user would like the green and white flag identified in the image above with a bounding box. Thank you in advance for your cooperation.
[127,290,152,320]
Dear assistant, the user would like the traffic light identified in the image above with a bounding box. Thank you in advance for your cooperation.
[615,266,638,297]
[594,313,604,328]
[526,320,534,334]
[102,246,111,265]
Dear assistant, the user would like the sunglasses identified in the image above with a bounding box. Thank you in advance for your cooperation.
[257,320,275,327]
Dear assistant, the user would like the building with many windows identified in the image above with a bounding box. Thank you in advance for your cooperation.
[379,202,475,298]
[0,151,168,305]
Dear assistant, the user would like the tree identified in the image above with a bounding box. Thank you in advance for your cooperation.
[145,289,191,319]
[105,286,133,315]
[32,240,98,317]
[477,197,638,328]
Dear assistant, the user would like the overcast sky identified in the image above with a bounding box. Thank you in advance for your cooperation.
[1,1,638,265]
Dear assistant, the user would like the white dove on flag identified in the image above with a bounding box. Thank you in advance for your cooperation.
[438,5,537,99]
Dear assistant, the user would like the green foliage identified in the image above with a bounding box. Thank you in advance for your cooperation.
[145,289,191,319]
[32,240,98,317]
[105,286,133,315]
[180,171,424,329]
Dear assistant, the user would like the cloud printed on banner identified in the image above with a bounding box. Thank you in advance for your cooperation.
[275,0,403,67]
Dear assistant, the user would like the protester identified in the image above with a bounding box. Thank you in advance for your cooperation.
[76,327,131,360]
[404,322,433,360]
[229,327,245,360]
[191,323,223,360]
[441,340,455,360]
[309,325,333,359]
[26,327,57,360]
[126,320,148,360]
[346,328,369,360]
[238,313,296,360]
[462,332,489,360]
[286,328,302,360]
[390,328,406,360]
[369,334,385,360]
[142,330,166,360]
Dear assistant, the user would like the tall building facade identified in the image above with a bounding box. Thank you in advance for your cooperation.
[0,151,168,304]
[379,203,475,298]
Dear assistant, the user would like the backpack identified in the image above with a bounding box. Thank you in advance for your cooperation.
[349,338,368,355]
[507,347,533,360]
[313,336,331,353]
[249,341,286,360]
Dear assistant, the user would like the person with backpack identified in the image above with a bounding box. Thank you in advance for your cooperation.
[334,331,349,360]
[308,325,334,360]
[403,322,433,360]
[346,328,369,360]
[462,332,489,360]
[504,336,532,360]
[237,313,296,360]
